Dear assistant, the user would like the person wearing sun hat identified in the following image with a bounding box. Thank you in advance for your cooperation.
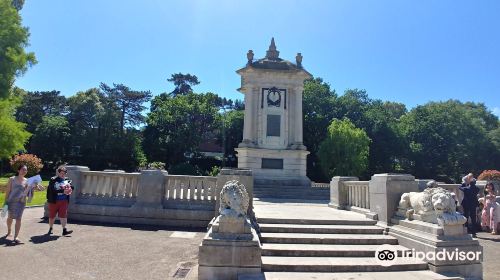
[46,165,74,236]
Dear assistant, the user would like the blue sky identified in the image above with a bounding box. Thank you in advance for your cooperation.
[15,0,500,116]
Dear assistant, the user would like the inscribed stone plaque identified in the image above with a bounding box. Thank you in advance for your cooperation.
[267,114,280,137]
[262,158,284,169]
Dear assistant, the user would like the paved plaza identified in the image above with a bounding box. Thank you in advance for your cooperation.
[0,206,499,279]
[0,207,203,280]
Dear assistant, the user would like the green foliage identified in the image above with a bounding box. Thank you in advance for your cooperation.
[399,100,499,182]
[99,83,152,132]
[15,90,67,132]
[318,119,370,178]
[169,162,202,175]
[363,100,407,175]
[144,92,221,167]
[303,78,338,181]
[167,73,200,96]
[146,161,166,170]
[222,109,244,164]
[208,166,221,177]
[66,87,147,171]
[29,116,71,169]
[0,0,36,98]
[0,94,31,159]
[10,153,43,176]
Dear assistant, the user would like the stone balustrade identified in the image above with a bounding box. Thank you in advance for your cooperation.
[80,171,140,197]
[344,181,370,210]
[47,166,253,228]
[164,175,217,201]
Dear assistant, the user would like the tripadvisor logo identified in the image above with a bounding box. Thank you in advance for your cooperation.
[375,245,482,266]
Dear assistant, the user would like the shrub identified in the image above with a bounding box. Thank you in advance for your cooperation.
[478,170,500,181]
[146,161,166,170]
[10,154,44,177]
[208,166,221,177]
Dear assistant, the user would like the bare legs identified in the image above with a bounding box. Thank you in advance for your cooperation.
[5,217,22,241]
[6,217,13,237]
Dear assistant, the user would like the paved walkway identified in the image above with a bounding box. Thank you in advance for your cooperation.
[0,207,204,280]
[1,205,499,279]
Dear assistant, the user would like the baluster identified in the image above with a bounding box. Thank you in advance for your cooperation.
[90,175,98,196]
[175,178,181,199]
[366,185,370,208]
[207,179,214,201]
[182,179,188,200]
[189,179,196,200]
[203,179,209,200]
[348,185,352,206]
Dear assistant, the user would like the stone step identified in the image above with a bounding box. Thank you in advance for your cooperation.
[259,223,384,234]
[253,193,329,200]
[260,233,398,245]
[261,256,428,272]
[239,271,464,280]
[254,184,315,188]
[253,189,329,194]
[261,244,409,257]
[257,217,377,226]
[253,194,329,199]
[254,178,311,186]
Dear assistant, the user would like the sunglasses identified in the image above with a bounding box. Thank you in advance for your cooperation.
[58,170,67,173]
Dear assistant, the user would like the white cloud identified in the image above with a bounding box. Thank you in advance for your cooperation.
[493,107,500,117]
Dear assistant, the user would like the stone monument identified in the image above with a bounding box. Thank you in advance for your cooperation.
[235,38,312,184]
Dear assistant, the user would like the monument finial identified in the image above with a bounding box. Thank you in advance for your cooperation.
[266,37,280,60]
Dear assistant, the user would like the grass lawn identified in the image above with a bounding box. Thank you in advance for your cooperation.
[0,176,49,206]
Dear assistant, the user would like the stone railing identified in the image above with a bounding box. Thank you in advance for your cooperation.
[311,182,330,188]
[77,171,140,206]
[164,175,217,201]
[329,177,372,215]
[344,181,370,210]
[52,166,253,228]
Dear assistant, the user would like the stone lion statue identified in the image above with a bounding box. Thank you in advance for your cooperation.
[218,180,249,217]
[397,181,465,225]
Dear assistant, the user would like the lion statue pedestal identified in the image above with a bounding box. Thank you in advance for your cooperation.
[198,180,261,280]
[395,184,467,236]
[389,182,482,279]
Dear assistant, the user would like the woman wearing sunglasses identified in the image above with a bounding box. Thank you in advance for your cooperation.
[46,165,74,236]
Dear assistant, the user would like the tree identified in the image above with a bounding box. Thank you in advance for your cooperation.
[399,100,499,182]
[15,90,67,132]
[144,92,220,167]
[318,118,370,178]
[167,73,200,96]
[0,0,36,98]
[0,93,31,159]
[100,83,152,132]
[30,116,71,169]
[302,77,338,181]
[222,109,244,166]
[363,100,407,175]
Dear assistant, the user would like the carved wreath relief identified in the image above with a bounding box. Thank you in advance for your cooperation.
[267,87,281,107]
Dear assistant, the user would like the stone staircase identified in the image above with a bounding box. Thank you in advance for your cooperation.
[253,178,329,201]
[242,201,464,280]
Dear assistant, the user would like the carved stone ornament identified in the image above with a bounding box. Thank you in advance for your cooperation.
[396,183,467,226]
[267,87,281,107]
[218,180,249,218]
